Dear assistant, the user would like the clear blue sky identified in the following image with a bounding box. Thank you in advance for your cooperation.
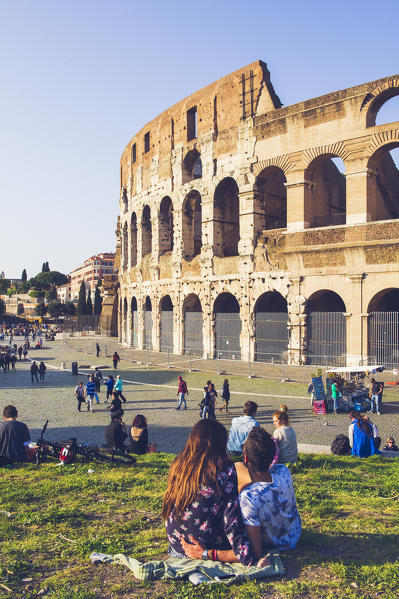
[0,0,398,278]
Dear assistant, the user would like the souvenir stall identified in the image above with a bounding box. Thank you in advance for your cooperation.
[325,365,385,412]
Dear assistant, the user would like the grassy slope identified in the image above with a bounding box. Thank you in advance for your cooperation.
[0,454,398,599]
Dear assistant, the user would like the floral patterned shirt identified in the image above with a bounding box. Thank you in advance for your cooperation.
[165,461,254,565]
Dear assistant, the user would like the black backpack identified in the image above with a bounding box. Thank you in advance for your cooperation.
[331,434,351,456]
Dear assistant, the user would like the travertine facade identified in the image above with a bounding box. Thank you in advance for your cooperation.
[117,61,399,367]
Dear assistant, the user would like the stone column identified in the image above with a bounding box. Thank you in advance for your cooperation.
[172,207,183,279]
[173,293,182,355]
[237,190,262,275]
[345,274,365,366]
[200,193,215,279]
[287,277,306,365]
[137,298,144,350]
[152,296,160,353]
[285,171,313,232]
[201,291,213,360]
[346,166,376,224]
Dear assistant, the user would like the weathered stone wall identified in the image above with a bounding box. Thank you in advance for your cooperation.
[117,61,399,366]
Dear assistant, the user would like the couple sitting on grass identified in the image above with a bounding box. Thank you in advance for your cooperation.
[162,419,301,567]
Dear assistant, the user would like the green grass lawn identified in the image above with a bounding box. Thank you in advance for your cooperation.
[1,454,398,599]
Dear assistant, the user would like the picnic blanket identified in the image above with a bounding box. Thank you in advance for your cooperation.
[90,551,284,585]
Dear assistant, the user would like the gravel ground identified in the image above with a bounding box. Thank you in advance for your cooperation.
[1,336,398,454]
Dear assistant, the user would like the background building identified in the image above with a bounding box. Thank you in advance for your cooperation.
[117,61,399,368]
[70,253,116,300]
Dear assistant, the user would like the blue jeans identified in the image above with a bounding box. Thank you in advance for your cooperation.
[370,394,380,413]
[177,393,186,410]
[333,396,338,413]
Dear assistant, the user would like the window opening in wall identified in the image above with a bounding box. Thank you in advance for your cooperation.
[375,95,399,127]
[305,155,346,228]
[183,190,202,259]
[213,177,240,257]
[144,132,150,153]
[240,71,255,119]
[132,143,136,163]
[159,196,174,255]
[182,149,202,184]
[367,144,399,221]
[213,159,217,177]
[187,106,197,141]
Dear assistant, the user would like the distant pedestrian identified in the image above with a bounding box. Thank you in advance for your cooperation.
[10,355,17,370]
[38,361,46,381]
[22,347,28,361]
[219,379,230,413]
[17,346,23,360]
[31,361,39,383]
[94,368,102,393]
[112,352,120,370]
[176,375,188,410]
[104,375,115,403]
[85,375,98,412]
[114,375,126,403]
[75,381,85,412]
[96,342,100,358]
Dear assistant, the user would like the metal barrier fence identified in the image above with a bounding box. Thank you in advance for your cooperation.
[368,311,399,368]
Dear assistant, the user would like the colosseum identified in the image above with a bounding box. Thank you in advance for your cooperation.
[116,60,399,368]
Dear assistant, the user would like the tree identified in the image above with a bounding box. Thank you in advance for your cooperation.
[0,298,4,316]
[0,279,10,294]
[35,303,48,317]
[45,288,58,301]
[86,290,93,315]
[64,301,76,316]
[28,271,68,291]
[77,282,87,315]
[41,262,50,273]
[21,269,27,282]
[93,283,102,315]
[47,302,64,319]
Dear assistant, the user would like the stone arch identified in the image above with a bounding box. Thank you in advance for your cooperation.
[213,292,241,359]
[183,293,203,356]
[304,153,347,228]
[130,212,137,267]
[131,296,138,347]
[182,190,202,259]
[254,166,287,230]
[366,139,399,221]
[122,221,128,270]
[361,78,399,127]
[253,291,289,361]
[160,295,173,352]
[141,205,152,257]
[305,290,346,366]
[143,295,153,350]
[368,288,399,368]
[182,149,202,184]
[213,177,240,257]
[159,196,174,255]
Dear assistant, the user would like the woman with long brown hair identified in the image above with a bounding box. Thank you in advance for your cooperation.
[162,419,264,565]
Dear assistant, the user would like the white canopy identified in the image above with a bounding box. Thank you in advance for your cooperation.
[326,365,384,374]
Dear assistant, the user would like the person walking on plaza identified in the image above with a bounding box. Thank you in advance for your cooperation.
[94,368,102,394]
[17,345,23,360]
[219,379,230,413]
[38,361,46,382]
[75,381,86,412]
[176,375,188,410]
[22,346,28,361]
[112,351,120,370]
[10,354,17,370]
[85,376,97,412]
[104,375,115,403]
[331,379,340,414]
[114,375,127,403]
[30,361,39,383]
[369,378,383,415]
[96,342,100,358]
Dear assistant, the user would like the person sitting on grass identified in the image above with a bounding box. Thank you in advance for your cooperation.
[348,411,379,458]
[162,419,269,567]
[383,436,399,452]
[0,405,31,466]
[227,401,259,455]
[130,414,148,455]
[235,427,301,553]
[105,414,129,455]
[272,405,298,464]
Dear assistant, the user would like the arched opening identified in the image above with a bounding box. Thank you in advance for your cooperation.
[183,294,203,356]
[131,297,137,347]
[305,290,346,366]
[141,206,152,257]
[214,292,241,359]
[122,221,128,270]
[143,296,152,350]
[214,178,240,257]
[367,143,399,221]
[182,149,202,184]
[366,88,399,127]
[17,303,24,315]
[183,190,202,259]
[160,295,173,353]
[123,297,128,344]
[254,292,288,362]
[368,288,399,367]
[305,156,346,228]
[159,197,174,255]
[254,167,287,230]
[130,213,137,267]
